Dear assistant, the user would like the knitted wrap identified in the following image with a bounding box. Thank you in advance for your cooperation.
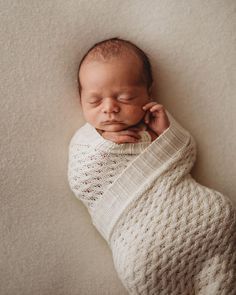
[67,111,236,295]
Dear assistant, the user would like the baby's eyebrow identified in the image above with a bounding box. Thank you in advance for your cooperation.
[88,91,101,96]
[85,87,138,98]
[83,92,101,100]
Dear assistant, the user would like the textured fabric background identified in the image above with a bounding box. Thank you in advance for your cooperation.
[1,1,235,294]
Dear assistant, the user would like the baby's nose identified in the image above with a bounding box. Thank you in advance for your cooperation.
[102,98,120,113]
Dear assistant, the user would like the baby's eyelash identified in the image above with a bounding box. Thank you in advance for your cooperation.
[118,96,136,100]
[87,96,136,104]
[88,98,102,104]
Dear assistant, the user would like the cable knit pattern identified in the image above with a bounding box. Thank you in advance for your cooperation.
[68,143,134,209]
[67,111,236,295]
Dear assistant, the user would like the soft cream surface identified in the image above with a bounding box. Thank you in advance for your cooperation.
[1,1,235,294]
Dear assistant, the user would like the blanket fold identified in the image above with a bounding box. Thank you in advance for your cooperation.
[68,110,236,295]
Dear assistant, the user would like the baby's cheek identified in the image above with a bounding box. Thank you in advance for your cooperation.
[125,105,145,120]
[83,108,99,124]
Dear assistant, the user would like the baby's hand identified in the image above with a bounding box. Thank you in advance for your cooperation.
[142,102,170,136]
[101,128,141,144]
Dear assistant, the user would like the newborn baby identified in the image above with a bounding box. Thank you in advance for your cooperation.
[70,37,170,210]
[68,38,236,294]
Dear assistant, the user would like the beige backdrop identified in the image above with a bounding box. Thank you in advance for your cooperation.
[1,1,235,294]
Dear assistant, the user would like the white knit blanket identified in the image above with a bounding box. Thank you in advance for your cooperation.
[68,111,236,295]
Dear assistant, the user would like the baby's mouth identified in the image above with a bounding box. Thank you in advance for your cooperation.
[102,120,123,124]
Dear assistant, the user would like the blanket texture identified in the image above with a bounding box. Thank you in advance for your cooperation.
[67,111,236,295]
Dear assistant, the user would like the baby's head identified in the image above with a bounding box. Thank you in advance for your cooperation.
[77,37,153,132]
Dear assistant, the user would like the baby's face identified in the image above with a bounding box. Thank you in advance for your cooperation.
[79,54,151,132]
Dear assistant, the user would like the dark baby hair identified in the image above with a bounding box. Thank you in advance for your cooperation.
[77,37,153,97]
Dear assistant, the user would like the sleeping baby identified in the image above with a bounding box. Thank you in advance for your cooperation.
[67,37,236,294]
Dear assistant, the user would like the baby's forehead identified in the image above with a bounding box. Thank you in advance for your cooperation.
[80,57,145,90]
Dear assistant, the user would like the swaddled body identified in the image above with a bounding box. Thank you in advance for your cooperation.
[68,113,236,294]
[68,38,236,294]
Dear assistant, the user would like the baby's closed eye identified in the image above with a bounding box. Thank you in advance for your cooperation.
[117,95,137,101]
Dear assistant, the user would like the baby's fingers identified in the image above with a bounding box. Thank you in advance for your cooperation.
[144,111,150,124]
[115,135,139,144]
[102,130,140,144]
[149,104,165,113]
[118,130,141,139]
[142,101,159,111]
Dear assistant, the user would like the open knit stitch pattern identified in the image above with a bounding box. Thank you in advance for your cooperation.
[67,111,236,295]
